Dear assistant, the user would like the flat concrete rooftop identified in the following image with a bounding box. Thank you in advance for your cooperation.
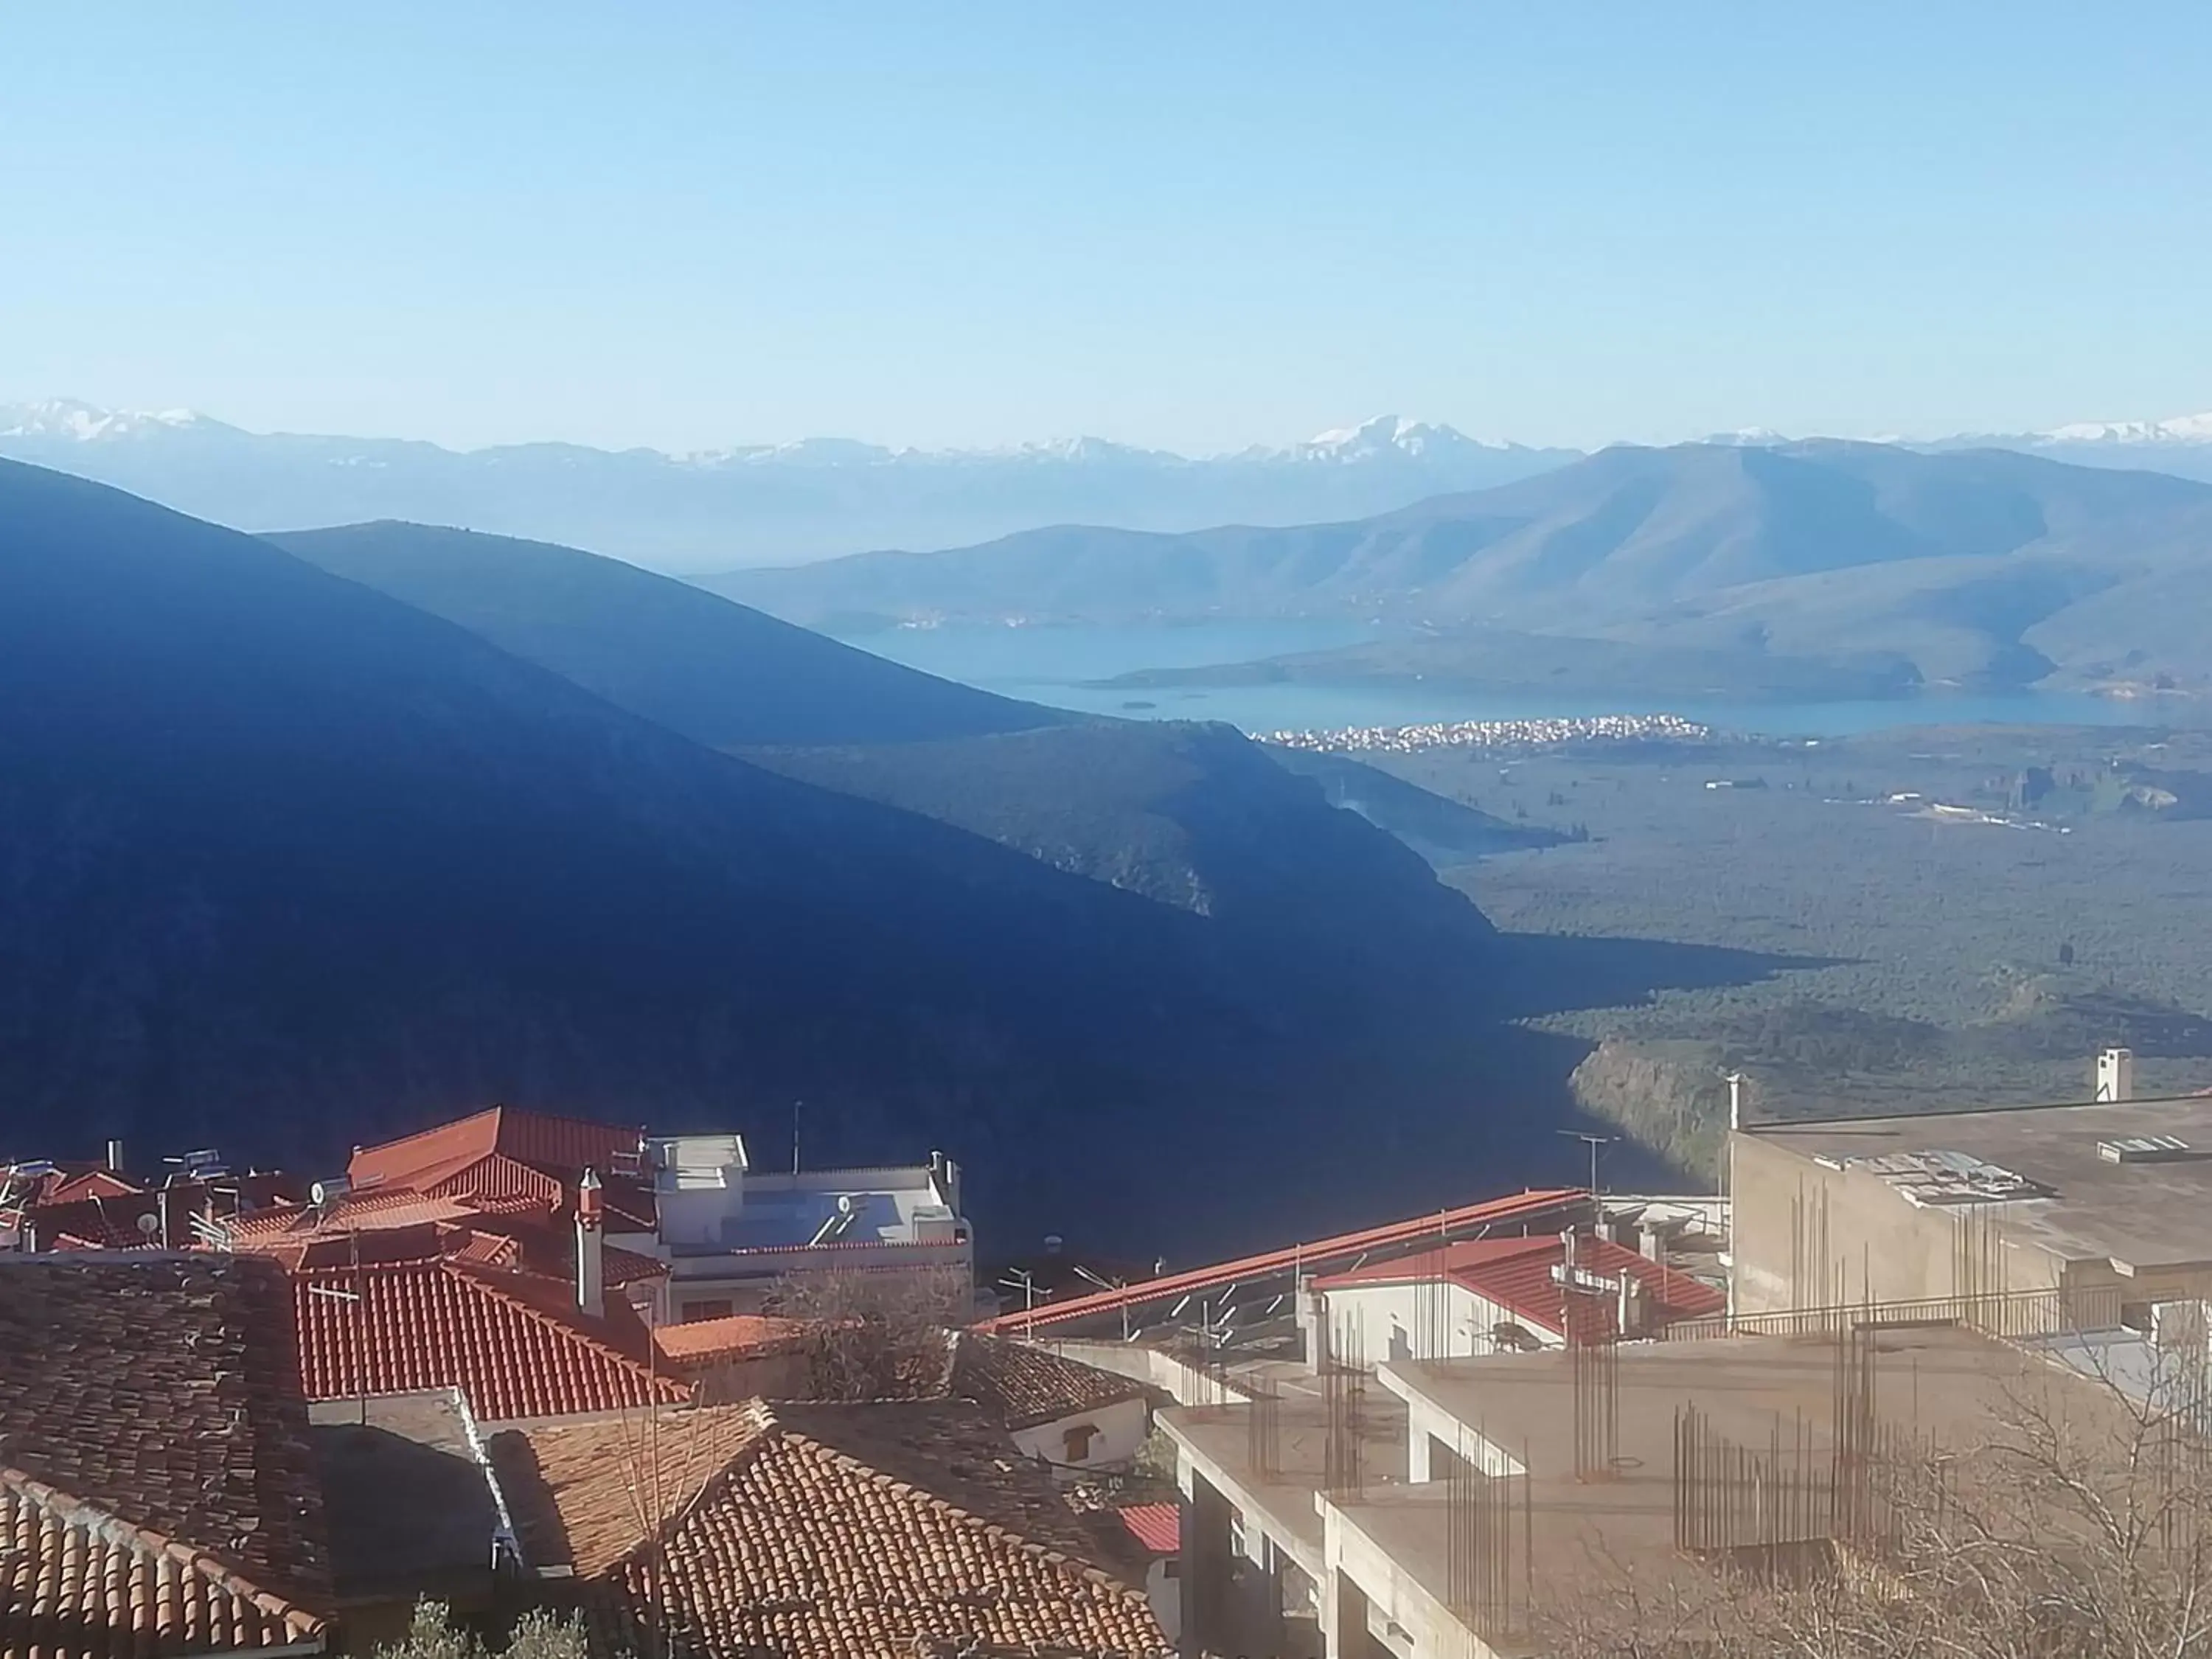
[1363,1325,2146,1641]
[1161,1379,1409,1568]
[1745,1097,2212,1272]
[1387,1324,2081,1479]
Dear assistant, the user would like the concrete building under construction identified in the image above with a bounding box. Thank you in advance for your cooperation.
[1731,1059,2212,1322]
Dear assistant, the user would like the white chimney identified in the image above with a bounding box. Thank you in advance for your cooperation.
[1618,1273,1646,1340]
[2096,1048,2135,1104]
[576,1167,605,1318]
[105,1138,126,1175]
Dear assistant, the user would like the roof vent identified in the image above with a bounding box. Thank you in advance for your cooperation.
[2098,1135,2194,1165]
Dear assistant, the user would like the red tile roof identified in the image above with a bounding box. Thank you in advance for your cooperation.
[228,1191,481,1242]
[292,1259,686,1423]
[225,1194,667,1296]
[653,1314,810,1367]
[39,1169,142,1206]
[491,1401,1167,1659]
[348,1107,642,1206]
[1315,1234,1725,1338]
[1116,1502,1180,1557]
[0,1256,331,1658]
[977,1187,1587,1333]
[1311,1234,1562,1290]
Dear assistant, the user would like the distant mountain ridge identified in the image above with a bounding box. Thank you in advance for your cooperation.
[720,440,2212,698]
[0,400,1575,570]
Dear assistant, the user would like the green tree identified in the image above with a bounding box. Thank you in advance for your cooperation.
[376,1603,585,1659]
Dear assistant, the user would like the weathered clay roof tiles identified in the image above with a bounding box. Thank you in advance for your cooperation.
[490,1402,1167,1659]
[0,1256,331,1659]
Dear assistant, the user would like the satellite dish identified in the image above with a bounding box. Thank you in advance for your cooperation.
[135,1212,161,1238]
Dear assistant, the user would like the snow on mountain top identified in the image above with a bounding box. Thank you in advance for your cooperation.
[0,397,208,440]
[1295,414,1498,461]
[2040,412,2212,447]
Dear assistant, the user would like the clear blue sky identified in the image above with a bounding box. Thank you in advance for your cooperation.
[4,3,2207,453]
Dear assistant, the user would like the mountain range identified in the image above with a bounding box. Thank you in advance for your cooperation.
[0,401,1573,570]
[7,397,2212,578]
[720,441,2212,700]
[1,465,1598,1252]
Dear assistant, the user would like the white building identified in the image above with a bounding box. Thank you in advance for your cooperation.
[1300,1229,1725,1368]
[622,1135,973,1321]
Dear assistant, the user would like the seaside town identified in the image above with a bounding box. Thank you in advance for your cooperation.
[1263,712,1712,757]
[7,1046,2209,1659]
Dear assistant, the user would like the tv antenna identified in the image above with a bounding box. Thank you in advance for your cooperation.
[1558,1130,1615,1196]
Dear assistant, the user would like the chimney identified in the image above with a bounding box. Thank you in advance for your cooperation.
[1618,1273,1647,1340]
[576,1167,605,1318]
[105,1138,126,1176]
[157,1188,174,1251]
[2096,1048,2135,1104]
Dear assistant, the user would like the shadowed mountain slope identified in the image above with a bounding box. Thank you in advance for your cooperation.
[274,521,1061,747]
[273,521,1494,975]
[0,462,1306,1225]
[2,466,1633,1253]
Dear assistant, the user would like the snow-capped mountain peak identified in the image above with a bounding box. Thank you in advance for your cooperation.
[2038,411,2212,448]
[1294,414,1495,462]
[0,397,209,442]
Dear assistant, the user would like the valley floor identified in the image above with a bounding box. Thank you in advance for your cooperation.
[1362,723,2212,1175]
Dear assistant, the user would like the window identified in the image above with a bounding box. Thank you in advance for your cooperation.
[1062,1422,1099,1462]
[683,1298,734,1322]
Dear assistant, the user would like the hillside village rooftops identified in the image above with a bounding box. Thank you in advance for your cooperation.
[346,1107,652,1226]
[0,1255,332,1659]
[1744,1096,2212,1271]
[488,1400,1166,1659]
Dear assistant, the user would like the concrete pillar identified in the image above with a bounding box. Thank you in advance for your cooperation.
[1327,1567,1391,1659]
[1180,1470,1234,1658]
[1249,1537,1288,1657]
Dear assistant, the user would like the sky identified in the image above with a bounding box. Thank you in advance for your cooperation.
[4,3,2208,455]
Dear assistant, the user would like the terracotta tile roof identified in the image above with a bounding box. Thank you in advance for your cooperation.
[292,1260,686,1424]
[491,1402,1168,1659]
[948,1333,1150,1430]
[39,1170,142,1206]
[651,1315,810,1368]
[1114,1502,1180,1557]
[1,1471,327,1659]
[226,1197,667,1299]
[1310,1234,1562,1290]
[348,1108,643,1208]
[227,1191,482,1244]
[1315,1234,1725,1338]
[0,1256,331,1659]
